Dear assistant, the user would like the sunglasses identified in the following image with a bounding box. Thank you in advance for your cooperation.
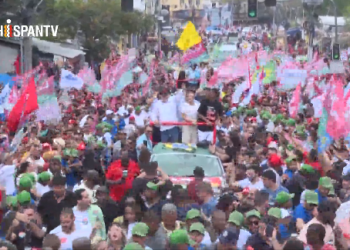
[146,130,153,133]
[249,220,259,226]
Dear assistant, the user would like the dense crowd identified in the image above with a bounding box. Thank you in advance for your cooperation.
[0,25,350,250]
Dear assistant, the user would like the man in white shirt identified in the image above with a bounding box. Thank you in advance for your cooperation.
[152,88,179,143]
[73,189,106,240]
[0,153,17,195]
[49,207,91,250]
[132,106,149,128]
[237,165,264,190]
[36,171,52,197]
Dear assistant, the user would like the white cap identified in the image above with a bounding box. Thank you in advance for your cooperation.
[106,110,114,115]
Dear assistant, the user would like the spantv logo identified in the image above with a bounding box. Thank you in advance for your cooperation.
[0,19,59,38]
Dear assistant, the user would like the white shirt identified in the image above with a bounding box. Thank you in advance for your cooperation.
[238,178,264,190]
[151,96,179,131]
[117,105,131,117]
[35,182,51,197]
[132,110,149,128]
[73,208,93,235]
[181,101,200,121]
[0,165,16,195]
[237,228,251,249]
[27,156,45,168]
[50,223,91,250]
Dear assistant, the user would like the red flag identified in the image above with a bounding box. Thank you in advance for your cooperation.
[7,77,38,132]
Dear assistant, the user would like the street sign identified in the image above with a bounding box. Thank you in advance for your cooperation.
[302,0,323,6]
[330,61,345,74]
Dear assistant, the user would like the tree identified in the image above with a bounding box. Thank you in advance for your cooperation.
[318,0,350,17]
[30,0,154,61]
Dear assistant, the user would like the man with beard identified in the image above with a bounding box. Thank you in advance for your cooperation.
[293,190,319,232]
[49,208,91,250]
[236,188,257,214]
[95,186,120,231]
[298,200,337,244]
[235,165,264,190]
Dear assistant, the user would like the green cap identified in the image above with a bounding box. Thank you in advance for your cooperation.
[146,182,158,191]
[287,144,294,151]
[96,123,104,130]
[17,190,31,205]
[246,109,257,117]
[245,210,261,219]
[23,173,36,184]
[295,125,307,137]
[70,149,78,158]
[123,243,144,250]
[135,106,141,112]
[53,155,62,161]
[63,148,71,156]
[285,156,297,164]
[261,113,271,120]
[275,191,294,204]
[228,211,244,226]
[96,140,107,148]
[300,164,315,174]
[6,196,18,207]
[189,222,205,235]
[319,177,333,189]
[304,190,319,205]
[276,114,284,121]
[38,171,51,182]
[267,207,282,219]
[286,118,296,127]
[132,222,149,237]
[169,229,189,245]
[186,209,201,220]
[19,176,33,189]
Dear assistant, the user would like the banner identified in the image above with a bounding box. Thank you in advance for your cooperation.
[279,69,307,90]
[59,69,84,90]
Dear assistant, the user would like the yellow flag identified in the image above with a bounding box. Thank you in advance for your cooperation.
[176,21,202,51]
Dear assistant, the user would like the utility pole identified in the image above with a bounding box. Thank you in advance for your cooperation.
[330,0,338,43]
[21,0,44,72]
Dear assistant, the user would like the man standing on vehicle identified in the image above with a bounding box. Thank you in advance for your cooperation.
[197,88,223,144]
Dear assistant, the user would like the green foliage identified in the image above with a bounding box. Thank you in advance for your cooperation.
[1,0,155,61]
[318,0,350,17]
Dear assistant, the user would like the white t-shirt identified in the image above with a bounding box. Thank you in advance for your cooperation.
[132,110,149,128]
[238,178,264,190]
[181,102,200,120]
[27,156,45,168]
[237,228,251,249]
[73,209,93,235]
[35,182,51,197]
[49,223,91,250]
[0,165,16,195]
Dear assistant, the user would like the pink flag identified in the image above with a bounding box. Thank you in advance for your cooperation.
[326,77,349,139]
[181,42,206,64]
[142,59,157,96]
[289,82,302,118]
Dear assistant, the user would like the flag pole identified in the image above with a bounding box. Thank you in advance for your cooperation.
[10,94,29,152]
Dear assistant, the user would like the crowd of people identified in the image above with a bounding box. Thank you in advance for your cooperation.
[1,23,350,250]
